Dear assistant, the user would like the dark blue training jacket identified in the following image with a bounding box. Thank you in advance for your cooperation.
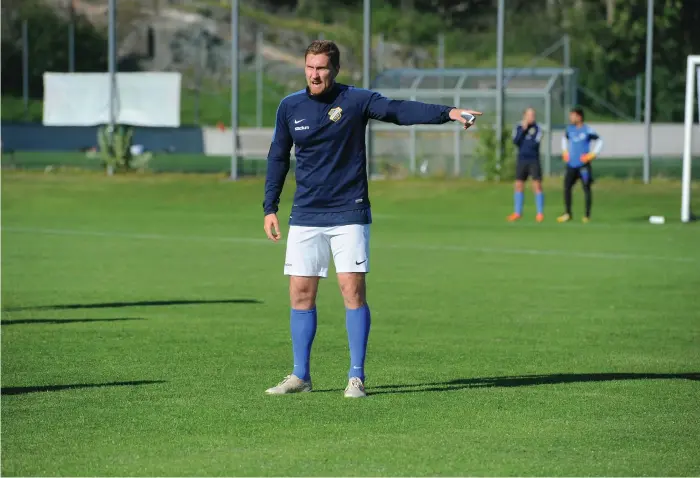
[263,83,454,226]
[512,122,543,162]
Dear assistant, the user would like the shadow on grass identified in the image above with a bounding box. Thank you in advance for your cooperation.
[4,298,262,312]
[316,372,700,395]
[1,317,145,326]
[1,380,166,396]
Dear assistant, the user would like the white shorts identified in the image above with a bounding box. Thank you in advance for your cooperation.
[284,224,370,278]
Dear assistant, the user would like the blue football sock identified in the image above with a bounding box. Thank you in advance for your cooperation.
[514,191,524,215]
[346,304,371,381]
[535,192,544,214]
[290,308,317,381]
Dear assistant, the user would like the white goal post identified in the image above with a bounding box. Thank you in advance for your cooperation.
[681,55,700,223]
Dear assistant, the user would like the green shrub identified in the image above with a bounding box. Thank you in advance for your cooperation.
[474,121,516,182]
[96,124,151,173]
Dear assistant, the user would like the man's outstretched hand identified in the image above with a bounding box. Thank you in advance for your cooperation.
[449,109,483,130]
[264,213,282,242]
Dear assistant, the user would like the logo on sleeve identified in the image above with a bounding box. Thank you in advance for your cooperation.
[328,106,343,122]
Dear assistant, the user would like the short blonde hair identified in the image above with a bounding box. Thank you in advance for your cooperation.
[304,40,340,70]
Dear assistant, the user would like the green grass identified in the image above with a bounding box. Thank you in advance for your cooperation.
[2,171,699,476]
[4,151,700,181]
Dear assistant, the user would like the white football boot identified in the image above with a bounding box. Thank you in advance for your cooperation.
[344,377,367,398]
[265,374,312,395]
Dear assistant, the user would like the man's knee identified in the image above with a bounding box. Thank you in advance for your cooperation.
[532,180,543,193]
[289,276,319,310]
[514,180,525,192]
[337,273,366,309]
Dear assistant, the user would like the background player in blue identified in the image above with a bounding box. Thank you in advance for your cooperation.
[508,107,545,222]
[558,106,604,223]
[262,40,481,398]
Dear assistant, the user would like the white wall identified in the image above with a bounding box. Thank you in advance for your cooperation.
[204,123,700,159]
[549,123,700,157]
[203,127,274,157]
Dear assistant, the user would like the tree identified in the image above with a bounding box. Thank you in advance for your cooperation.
[1,0,108,100]
[571,0,699,121]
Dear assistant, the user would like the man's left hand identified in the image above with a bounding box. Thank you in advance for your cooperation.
[449,109,483,130]
[581,153,596,163]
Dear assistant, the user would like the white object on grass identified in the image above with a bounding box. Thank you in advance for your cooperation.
[419,161,429,175]
[649,216,665,225]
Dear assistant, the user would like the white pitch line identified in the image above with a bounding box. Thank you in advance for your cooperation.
[2,227,270,245]
[2,226,697,264]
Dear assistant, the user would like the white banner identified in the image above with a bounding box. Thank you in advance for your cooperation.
[42,72,181,127]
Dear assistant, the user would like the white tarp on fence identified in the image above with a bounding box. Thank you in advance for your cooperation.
[42,72,181,127]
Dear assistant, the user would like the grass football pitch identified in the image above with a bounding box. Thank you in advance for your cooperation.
[2,171,699,476]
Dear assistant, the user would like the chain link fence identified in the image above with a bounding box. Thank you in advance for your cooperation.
[2,0,694,180]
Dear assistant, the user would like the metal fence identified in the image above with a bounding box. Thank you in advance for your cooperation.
[4,0,667,181]
[4,1,585,130]
[5,18,304,128]
[368,67,575,178]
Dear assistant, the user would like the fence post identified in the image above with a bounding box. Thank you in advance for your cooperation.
[544,93,552,177]
[230,0,240,181]
[376,33,384,73]
[438,33,445,90]
[107,0,117,176]
[256,28,263,128]
[195,33,204,125]
[495,0,505,177]
[453,94,461,177]
[409,96,417,174]
[563,34,570,102]
[69,20,75,72]
[635,74,642,122]
[22,20,29,121]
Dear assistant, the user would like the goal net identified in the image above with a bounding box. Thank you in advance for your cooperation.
[682,55,700,223]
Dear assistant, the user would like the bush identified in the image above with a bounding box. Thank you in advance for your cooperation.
[473,121,516,182]
[96,125,152,173]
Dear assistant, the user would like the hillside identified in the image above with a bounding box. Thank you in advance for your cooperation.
[9,0,696,125]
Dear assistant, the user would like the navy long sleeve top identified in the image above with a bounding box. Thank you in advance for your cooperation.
[263,83,454,226]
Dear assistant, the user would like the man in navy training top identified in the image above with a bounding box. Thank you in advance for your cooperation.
[557,106,604,223]
[262,40,481,398]
[508,107,545,223]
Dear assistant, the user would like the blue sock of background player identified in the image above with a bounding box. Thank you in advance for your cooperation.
[290,308,317,381]
[514,191,524,215]
[346,304,371,382]
[535,191,544,215]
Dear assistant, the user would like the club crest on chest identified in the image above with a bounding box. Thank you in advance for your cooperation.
[328,106,343,122]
